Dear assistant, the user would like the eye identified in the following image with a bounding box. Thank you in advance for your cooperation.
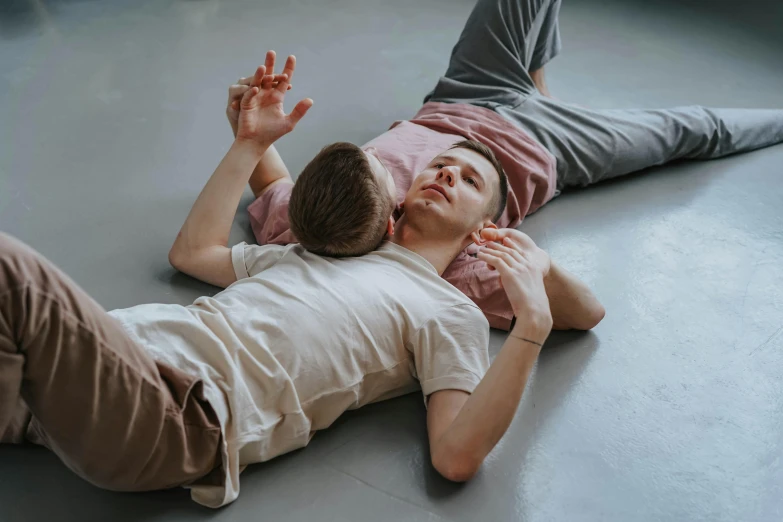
[465,177,478,187]
[434,163,445,169]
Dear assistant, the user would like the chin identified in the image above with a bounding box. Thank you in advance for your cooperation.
[407,203,463,233]
[407,198,447,218]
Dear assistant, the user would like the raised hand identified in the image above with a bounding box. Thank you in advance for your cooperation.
[477,228,553,329]
[226,51,294,136]
[231,51,312,147]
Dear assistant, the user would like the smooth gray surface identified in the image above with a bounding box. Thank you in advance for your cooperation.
[1,0,782,521]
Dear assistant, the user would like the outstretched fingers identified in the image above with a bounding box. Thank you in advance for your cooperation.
[276,55,296,93]
[264,50,277,76]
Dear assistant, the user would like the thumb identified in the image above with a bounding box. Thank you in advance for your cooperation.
[287,98,314,127]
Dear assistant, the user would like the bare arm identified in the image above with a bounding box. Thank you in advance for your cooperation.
[427,320,548,481]
[545,261,605,330]
[427,228,553,481]
[231,112,292,198]
[169,142,267,288]
[247,145,293,198]
[170,54,312,286]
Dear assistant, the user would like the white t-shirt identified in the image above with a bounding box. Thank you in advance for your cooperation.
[109,241,490,507]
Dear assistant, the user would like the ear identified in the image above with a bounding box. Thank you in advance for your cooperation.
[386,216,395,237]
[471,222,498,246]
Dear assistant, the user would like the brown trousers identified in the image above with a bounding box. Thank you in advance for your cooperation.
[0,232,222,492]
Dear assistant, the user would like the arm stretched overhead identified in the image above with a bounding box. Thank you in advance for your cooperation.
[169,52,312,288]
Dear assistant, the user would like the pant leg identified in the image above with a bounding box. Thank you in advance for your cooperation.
[496,94,783,190]
[0,232,222,491]
[529,0,562,72]
[424,0,563,106]
[0,399,31,444]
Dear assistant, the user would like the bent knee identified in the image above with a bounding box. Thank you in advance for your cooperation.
[0,233,55,290]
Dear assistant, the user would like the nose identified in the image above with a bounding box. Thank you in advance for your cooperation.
[437,166,457,187]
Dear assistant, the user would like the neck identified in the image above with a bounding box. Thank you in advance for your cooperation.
[390,215,468,275]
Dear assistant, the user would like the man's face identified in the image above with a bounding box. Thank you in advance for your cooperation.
[403,147,499,237]
[364,147,397,206]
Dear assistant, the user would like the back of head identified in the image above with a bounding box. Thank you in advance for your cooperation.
[289,142,395,257]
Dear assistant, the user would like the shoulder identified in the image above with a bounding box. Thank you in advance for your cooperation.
[417,302,490,339]
[437,302,488,325]
[232,241,301,279]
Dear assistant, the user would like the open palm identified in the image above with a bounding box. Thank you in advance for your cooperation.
[236,52,313,148]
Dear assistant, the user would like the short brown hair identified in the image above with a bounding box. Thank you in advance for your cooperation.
[288,142,395,257]
[449,140,508,222]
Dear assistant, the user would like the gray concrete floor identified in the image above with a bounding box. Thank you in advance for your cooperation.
[1,0,782,520]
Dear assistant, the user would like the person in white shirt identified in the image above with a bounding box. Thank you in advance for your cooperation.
[0,54,600,507]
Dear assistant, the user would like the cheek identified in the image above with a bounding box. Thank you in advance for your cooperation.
[455,191,492,222]
[464,190,489,210]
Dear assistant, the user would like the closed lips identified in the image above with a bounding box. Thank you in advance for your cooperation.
[424,184,449,201]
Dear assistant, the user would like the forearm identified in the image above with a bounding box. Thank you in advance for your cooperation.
[433,322,548,476]
[171,140,266,254]
[248,144,292,197]
[545,261,605,330]
[231,119,291,197]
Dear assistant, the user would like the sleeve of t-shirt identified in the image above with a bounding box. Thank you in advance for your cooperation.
[441,250,515,331]
[410,303,491,401]
[231,241,288,280]
[246,182,298,246]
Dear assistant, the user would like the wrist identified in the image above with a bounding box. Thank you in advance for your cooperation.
[510,313,552,343]
[232,138,269,158]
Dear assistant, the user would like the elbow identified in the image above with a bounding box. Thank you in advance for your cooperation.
[554,303,606,331]
[590,302,607,329]
[581,302,606,330]
[431,448,481,483]
[168,248,187,272]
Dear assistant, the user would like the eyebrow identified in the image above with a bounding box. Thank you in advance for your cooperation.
[436,154,486,185]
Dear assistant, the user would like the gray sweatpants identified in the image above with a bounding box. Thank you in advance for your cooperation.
[424,0,783,194]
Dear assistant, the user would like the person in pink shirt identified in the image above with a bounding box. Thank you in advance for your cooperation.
[231,61,582,332]
[235,0,783,331]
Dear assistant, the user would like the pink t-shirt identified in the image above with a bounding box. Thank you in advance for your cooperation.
[247,102,557,330]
